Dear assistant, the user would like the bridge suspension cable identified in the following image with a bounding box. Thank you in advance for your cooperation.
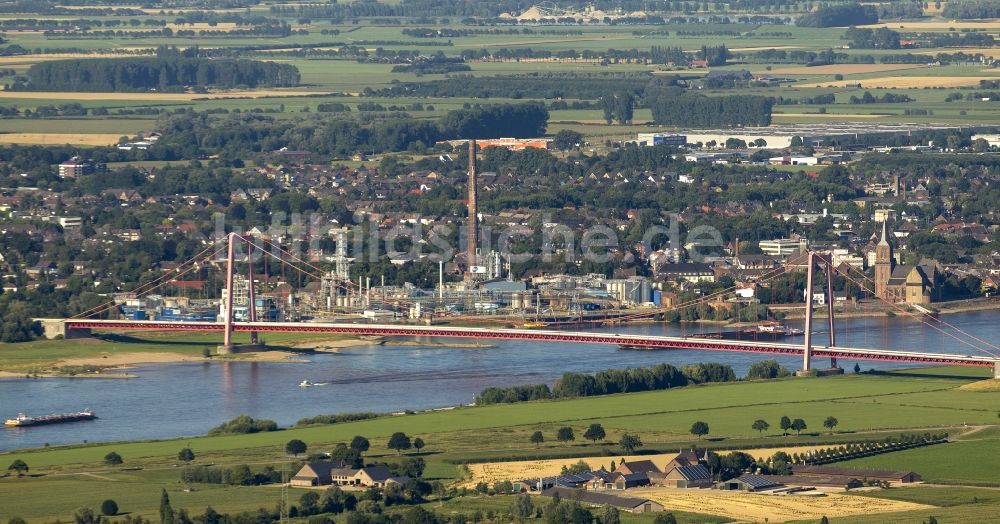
[72,238,229,319]
[834,263,1000,354]
[829,264,999,358]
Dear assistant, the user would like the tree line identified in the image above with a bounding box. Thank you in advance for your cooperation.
[15,56,300,92]
[943,0,1000,19]
[796,3,878,27]
[648,90,773,127]
[475,362,739,405]
[370,73,666,100]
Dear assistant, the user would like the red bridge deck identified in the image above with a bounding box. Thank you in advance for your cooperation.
[64,320,997,369]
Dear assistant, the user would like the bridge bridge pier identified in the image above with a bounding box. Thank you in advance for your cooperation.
[797,252,843,377]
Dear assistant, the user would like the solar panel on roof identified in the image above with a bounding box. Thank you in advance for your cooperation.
[737,475,780,488]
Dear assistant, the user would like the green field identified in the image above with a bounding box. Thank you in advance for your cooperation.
[1,360,998,521]
[0,15,997,139]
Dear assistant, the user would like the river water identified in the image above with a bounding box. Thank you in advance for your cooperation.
[1,311,997,452]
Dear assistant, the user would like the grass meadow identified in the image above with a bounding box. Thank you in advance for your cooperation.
[1,362,998,521]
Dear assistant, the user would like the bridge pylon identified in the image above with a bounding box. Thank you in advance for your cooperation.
[797,251,843,377]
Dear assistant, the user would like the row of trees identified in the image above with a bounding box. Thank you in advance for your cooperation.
[16,56,300,92]
[475,361,773,405]
[648,91,773,127]
[797,3,878,27]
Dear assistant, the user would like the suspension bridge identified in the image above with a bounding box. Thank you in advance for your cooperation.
[43,233,1000,378]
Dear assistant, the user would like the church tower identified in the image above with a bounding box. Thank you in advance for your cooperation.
[875,220,894,299]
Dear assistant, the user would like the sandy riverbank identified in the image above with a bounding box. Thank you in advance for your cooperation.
[0,349,310,380]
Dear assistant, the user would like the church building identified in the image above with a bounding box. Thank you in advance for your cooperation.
[874,221,935,304]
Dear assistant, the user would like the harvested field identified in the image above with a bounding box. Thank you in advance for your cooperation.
[0,89,330,101]
[0,133,122,146]
[478,36,633,47]
[464,446,830,487]
[798,76,995,88]
[632,487,936,523]
[775,113,882,119]
[729,45,803,52]
[957,379,1000,392]
[0,54,139,64]
[767,63,929,75]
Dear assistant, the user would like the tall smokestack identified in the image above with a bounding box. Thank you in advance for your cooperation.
[467,139,478,272]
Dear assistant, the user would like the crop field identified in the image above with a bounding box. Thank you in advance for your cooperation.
[0,133,122,146]
[799,76,998,89]
[0,11,994,137]
[634,488,935,523]
[0,89,332,101]
[1,363,996,521]
[767,64,932,75]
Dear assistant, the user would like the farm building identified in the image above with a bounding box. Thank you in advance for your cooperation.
[662,464,714,488]
[542,487,664,513]
[289,462,410,488]
[791,465,922,483]
[289,461,352,487]
[720,475,785,492]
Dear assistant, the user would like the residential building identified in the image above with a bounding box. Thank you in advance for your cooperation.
[657,263,715,283]
[759,238,808,257]
[636,133,687,147]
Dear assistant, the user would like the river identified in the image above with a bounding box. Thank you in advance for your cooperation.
[1,311,997,452]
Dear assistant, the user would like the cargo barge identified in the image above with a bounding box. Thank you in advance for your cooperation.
[4,410,97,427]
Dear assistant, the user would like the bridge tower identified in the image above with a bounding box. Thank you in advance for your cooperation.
[222,232,236,348]
[799,251,841,376]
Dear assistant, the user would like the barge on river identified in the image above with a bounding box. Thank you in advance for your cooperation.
[4,410,97,427]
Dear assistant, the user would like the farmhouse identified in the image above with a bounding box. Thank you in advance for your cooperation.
[791,465,922,483]
[290,461,351,487]
[542,487,664,513]
[289,462,411,488]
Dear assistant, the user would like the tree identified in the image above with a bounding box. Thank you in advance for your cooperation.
[854,363,861,374]
[177,447,195,462]
[583,423,606,443]
[512,492,533,519]
[556,426,575,443]
[752,419,770,435]
[299,491,320,515]
[104,452,123,466]
[601,505,621,524]
[823,416,839,432]
[552,129,584,151]
[619,433,643,454]
[653,514,677,524]
[159,489,174,524]
[690,421,710,439]
[530,431,544,447]
[780,416,792,435]
[413,437,425,453]
[7,459,28,477]
[350,435,370,453]
[601,91,635,125]
[791,418,807,435]
[286,439,307,457]
[101,500,119,516]
[388,432,412,454]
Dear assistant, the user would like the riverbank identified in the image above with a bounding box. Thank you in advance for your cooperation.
[775,297,1000,320]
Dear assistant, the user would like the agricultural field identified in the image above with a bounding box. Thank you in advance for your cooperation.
[0,9,996,144]
[1,360,998,521]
